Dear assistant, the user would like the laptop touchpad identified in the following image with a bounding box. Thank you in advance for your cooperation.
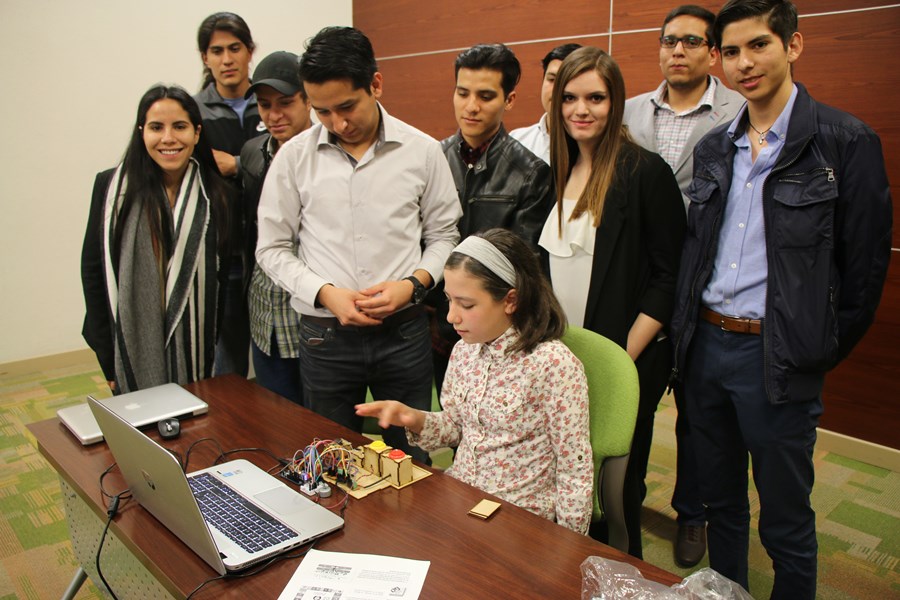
[255,487,313,516]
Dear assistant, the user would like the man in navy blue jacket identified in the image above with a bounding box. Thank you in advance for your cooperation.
[669,1,892,597]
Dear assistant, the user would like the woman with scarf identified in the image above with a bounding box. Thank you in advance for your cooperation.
[81,85,231,394]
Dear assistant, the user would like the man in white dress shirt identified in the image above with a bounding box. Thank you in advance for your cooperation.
[509,43,581,164]
[256,26,462,462]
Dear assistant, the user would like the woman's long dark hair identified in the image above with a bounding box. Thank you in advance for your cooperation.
[445,229,567,354]
[113,85,229,270]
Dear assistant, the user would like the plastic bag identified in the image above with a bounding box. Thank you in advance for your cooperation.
[581,556,754,600]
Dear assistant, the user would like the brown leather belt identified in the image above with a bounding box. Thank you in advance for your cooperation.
[302,304,426,331]
[700,307,761,335]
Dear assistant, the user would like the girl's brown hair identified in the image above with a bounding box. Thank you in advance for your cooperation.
[445,229,566,354]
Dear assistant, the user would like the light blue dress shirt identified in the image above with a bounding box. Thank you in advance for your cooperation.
[701,85,798,319]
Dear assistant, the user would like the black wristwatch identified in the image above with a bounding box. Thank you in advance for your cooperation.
[404,276,428,305]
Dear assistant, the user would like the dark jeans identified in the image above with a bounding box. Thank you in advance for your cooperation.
[684,320,821,599]
[251,335,303,406]
[432,329,457,402]
[671,385,706,525]
[214,264,250,377]
[298,310,433,464]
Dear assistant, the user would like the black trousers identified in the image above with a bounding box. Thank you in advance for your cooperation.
[684,320,821,599]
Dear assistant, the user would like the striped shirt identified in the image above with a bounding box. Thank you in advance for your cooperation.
[651,77,717,170]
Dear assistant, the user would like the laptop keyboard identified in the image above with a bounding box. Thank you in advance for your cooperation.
[188,473,299,554]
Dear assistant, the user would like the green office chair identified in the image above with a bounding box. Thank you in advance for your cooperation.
[561,326,639,552]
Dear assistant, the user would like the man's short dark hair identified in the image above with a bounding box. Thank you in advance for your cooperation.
[299,26,378,92]
[661,5,717,47]
[454,44,521,98]
[714,0,798,50]
[541,43,582,74]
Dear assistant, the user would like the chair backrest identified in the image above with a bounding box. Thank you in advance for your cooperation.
[561,326,639,551]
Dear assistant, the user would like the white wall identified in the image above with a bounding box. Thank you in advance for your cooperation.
[0,0,352,364]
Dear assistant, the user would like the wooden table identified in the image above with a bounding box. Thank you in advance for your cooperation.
[29,375,681,598]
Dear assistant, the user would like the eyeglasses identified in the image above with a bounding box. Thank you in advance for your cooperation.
[659,35,708,50]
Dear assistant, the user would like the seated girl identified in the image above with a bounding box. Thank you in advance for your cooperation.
[356,229,593,533]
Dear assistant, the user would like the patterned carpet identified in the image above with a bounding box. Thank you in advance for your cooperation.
[1,358,897,599]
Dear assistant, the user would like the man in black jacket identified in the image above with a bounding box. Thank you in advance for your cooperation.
[195,12,266,378]
[240,51,311,405]
[670,1,892,597]
[433,44,555,392]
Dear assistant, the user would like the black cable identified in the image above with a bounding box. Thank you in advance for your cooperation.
[215,446,285,465]
[181,438,286,473]
[98,462,132,502]
[95,493,123,600]
[361,475,390,489]
[183,437,226,472]
[183,572,226,600]
[184,540,319,599]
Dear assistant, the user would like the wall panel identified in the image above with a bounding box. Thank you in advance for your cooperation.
[378,53,457,141]
[612,0,722,31]
[820,255,900,448]
[357,0,609,59]
[793,11,900,247]
[356,2,900,450]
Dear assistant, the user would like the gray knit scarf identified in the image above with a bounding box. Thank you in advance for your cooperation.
[103,159,218,393]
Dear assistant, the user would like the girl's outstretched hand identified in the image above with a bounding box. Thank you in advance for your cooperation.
[355,400,426,434]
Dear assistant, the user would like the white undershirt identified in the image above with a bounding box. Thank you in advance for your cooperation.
[538,198,596,327]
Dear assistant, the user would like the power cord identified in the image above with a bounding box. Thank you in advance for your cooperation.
[184,539,319,599]
[215,446,285,466]
[95,463,132,600]
[181,437,285,473]
[95,493,124,600]
[98,462,132,502]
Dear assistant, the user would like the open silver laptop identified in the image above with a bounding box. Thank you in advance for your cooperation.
[88,396,344,574]
[58,383,208,445]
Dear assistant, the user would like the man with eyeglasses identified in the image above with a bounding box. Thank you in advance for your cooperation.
[626,5,743,212]
[623,4,743,569]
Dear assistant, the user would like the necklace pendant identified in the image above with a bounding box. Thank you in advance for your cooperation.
[758,133,766,145]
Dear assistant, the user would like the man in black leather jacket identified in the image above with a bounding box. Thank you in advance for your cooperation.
[432,44,555,391]
[669,2,892,597]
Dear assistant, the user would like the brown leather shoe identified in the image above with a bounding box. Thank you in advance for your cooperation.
[674,523,706,567]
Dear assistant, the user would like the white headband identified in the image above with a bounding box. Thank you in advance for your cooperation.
[452,235,517,288]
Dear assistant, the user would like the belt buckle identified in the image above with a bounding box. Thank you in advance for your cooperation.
[718,316,729,332]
